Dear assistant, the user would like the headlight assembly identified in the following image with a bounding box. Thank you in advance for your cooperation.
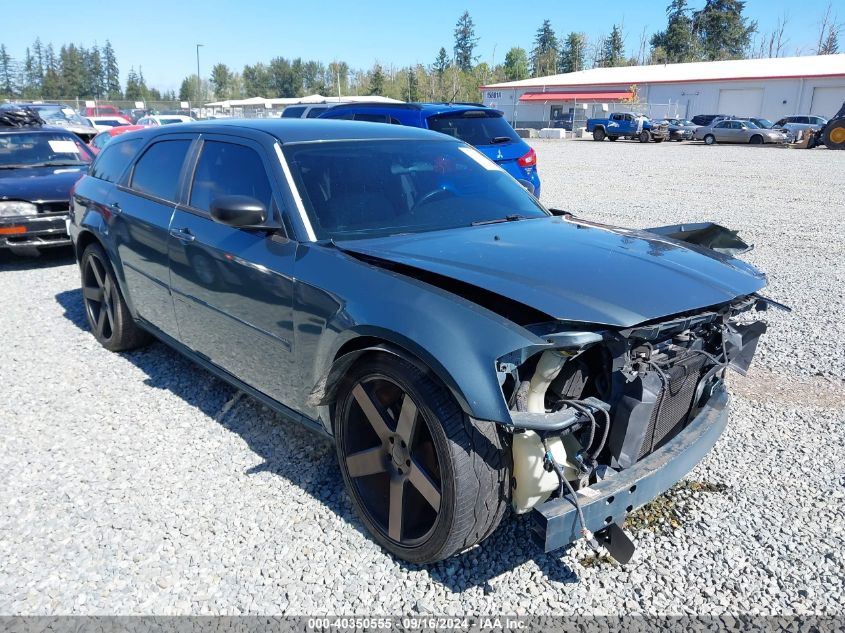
[0,201,37,217]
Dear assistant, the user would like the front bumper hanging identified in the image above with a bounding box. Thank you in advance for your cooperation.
[531,386,730,553]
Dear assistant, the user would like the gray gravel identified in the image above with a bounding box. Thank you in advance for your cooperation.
[1,140,843,616]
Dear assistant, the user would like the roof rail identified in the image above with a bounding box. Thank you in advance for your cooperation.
[329,102,423,110]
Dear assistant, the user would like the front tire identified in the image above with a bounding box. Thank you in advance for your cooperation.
[80,242,151,352]
[638,131,651,143]
[749,134,763,144]
[334,354,509,563]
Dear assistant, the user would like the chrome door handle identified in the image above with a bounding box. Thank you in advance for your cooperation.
[109,202,122,214]
[169,227,195,243]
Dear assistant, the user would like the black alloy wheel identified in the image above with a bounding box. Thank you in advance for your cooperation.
[80,243,151,352]
[335,354,509,563]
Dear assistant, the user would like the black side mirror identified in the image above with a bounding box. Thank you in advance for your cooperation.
[209,195,268,228]
[516,179,535,196]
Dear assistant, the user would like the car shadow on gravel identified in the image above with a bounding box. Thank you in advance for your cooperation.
[55,287,580,592]
[0,246,75,270]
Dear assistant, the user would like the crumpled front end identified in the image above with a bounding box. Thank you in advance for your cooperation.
[496,293,778,557]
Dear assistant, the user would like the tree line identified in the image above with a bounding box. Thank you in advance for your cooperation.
[1,1,840,104]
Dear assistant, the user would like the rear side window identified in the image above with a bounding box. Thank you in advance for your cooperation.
[354,113,390,123]
[306,107,328,118]
[130,139,191,202]
[90,138,143,183]
[189,141,272,214]
[282,106,306,118]
[426,111,520,146]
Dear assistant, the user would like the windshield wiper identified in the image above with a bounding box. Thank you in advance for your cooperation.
[471,214,528,226]
[29,161,86,168]
[490,136,512,144]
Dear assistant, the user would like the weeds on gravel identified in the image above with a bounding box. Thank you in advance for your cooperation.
[625,479,729,535]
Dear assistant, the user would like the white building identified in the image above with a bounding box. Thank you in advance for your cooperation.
[480,54,845,128]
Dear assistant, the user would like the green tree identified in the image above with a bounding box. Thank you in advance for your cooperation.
[42,44,61,98]
[433,47,450,76]
[453,10,478,72]
[598,25,626,67]
[406,65,420,101]
[503,47,529,81]
[84,44,104,97]
[32,38,45,87]
[368,63,385,95]
[327,61,350,95]
[530,19,559,77]
[59,44,85,96]
[694,0,756,60]
[210,63,232,99]
[819,28,840,54]
[21,48,40,98]
[559,32,587,73]
[651,0,699,63]
[102,40,121,98]
[268,56,302,97]
[242,63,271,96]
[125,67,143,100]
[0,45,16,97]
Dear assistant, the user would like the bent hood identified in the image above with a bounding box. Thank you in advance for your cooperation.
[0,166,87,202]
[335,216,766,328]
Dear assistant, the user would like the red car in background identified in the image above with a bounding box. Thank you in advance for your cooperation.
[88,125,145,154]
[84,105,131,123]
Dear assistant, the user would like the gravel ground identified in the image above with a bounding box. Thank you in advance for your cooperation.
[0,140,843,616]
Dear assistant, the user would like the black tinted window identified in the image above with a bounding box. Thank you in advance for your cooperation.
[189,141,272,213]
[306,107,327,118]
[282,106,306,118]
[354,113,390,123]
[131,139,191,201]
[90,138,143,183]
[427,111,520,145]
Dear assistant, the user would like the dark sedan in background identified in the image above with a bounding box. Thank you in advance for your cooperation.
[69,119,774,564]
[0,126,93,252]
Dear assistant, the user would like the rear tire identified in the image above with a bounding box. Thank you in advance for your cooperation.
[334,354,509,563]
[592,128,606,141]
[704,134,716,145]
[79,242,152,352]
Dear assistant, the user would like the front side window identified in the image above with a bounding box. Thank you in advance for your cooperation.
[0,131,93,168]
[130,139,191,201]
[283,139,547,241]
[90,138,143,183]
[426,111,520,146]
[189,141,273,213]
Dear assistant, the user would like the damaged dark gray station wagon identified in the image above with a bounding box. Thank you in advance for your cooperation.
[70,119,780,563]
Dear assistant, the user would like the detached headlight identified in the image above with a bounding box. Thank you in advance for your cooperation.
[0,201,38,217]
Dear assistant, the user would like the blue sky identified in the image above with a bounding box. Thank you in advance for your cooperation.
[3,0,839,91]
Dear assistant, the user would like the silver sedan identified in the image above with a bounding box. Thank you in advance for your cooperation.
[694,120,787,145]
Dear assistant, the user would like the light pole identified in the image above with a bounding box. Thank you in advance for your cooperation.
[195,44,204,109]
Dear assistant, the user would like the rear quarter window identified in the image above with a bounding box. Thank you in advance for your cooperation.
[90,138,144,183]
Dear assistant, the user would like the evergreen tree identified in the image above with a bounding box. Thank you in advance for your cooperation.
[125,67,143,101]
[503,47,529,81]
[211,63,232,99]
[85,44,104,97]
[433,47,450,76]
[406,66,420,101]
[0,45,16,97]
[102,40,121,98]
[651,0,699,63]
[42,44,61,98]
[598,25,626,67]
[32,37,45,87]
[22,48,39,97]
[368,63,385,95]
[559,32,587,73]
[530,20,559,77]
[694,0,756,60]
[819,28,839,54]
[453,10,478,72]
[59,44,85,96]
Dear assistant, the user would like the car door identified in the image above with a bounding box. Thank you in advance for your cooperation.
[712,121,732,142]
[167,133,299,405]
[110,134,195,338]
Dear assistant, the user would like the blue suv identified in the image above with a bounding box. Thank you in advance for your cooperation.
[318,103,541,197]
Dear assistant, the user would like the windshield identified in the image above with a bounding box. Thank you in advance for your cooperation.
[30,105,90,127]
[0,131,94,168]
[426,111,520,146]
[283,139,547,240]
[159,118,185,125]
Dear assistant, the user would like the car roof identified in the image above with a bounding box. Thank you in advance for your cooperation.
[325,102,497,116]
[128,118,457,144]
[0,125,79,136]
